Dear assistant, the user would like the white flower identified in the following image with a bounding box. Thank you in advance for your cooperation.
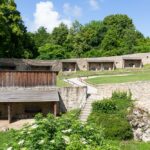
[18,140,24,145]
[62,136,70,144]
[7,147,12,150]
[62,129,72,133]
[50,139,55,143]
[81,138,87,145]
[39,139,44,145]
[31,124,38,129]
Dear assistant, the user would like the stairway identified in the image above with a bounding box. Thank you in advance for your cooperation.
[80,96,97,122]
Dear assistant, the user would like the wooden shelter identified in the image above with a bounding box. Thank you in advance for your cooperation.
[123,57,143,68]
[26,61,52,71]
[87,60,115,71]
[62,60,78,72]
[0,71,59,123]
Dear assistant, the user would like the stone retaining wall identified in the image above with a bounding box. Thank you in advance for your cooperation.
[96,81,150,112]
[58,86,87,112]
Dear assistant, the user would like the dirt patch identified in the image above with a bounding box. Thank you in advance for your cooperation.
[0,119,34,131]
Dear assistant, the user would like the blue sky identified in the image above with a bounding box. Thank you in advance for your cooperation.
[15,0,150,37]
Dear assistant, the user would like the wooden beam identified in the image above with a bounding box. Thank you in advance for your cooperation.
[54,102,57,116]
[8,103,12,123]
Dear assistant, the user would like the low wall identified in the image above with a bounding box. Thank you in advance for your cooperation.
[58,86,87,112]
[97,81,150,112]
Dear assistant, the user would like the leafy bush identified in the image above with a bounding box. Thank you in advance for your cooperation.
[112,91,132,101]
[92,99,117,113]
[88,91,133,140]
[6,110,118,150]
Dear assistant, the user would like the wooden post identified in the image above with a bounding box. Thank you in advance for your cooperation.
[54,102,57,116]
[8,103,12,123]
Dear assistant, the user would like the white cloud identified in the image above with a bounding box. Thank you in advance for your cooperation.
[89,0,100,10]
[63,3,82,18]
[28,1,72,32]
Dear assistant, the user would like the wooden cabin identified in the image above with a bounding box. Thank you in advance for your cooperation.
[0,71,59,123]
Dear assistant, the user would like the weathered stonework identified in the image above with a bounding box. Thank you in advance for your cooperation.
[58,86,87,112]
[128,107,150,142]
[1,52,150,71]
[96,81,150,112]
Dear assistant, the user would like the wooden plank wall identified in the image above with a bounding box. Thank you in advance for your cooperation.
[0,71,57,87]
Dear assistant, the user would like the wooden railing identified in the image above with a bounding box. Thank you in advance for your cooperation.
[0,71,58,87]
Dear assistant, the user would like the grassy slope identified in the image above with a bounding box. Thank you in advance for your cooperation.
[86,71,150,84]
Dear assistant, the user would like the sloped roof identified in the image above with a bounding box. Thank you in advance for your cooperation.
[0,90,59,102]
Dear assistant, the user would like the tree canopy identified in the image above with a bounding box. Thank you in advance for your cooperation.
[0,1,149,59]
[0,0,37,58]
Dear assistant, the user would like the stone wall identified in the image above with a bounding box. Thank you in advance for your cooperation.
[58,86,87,112]
[128,107,150,142]
[96,81,150,112]
[1,52,150,71]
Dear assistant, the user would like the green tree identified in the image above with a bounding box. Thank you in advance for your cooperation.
[38,43,67,60]
[51,23,69,46]
[101,14,144,55]
[31,27,50,48]
[0,0,36,58]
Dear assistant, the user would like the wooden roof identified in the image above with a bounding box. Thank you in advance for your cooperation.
[0,90,59,102]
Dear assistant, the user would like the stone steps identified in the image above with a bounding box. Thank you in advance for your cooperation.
[80,97,97,122]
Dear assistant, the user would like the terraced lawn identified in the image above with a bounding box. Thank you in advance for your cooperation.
[86,71,150,85]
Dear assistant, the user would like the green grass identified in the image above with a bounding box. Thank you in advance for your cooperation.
[58,65,150,79]
[0,131,14,149]
[108,140,150,150]
[86,71,150,85]
[56,76,71,87]
[120,141,150,150]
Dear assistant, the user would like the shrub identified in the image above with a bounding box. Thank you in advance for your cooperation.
[6,110,118,150]
[88,91,133,140]
[112,91,132,101]
[92,99,117,113]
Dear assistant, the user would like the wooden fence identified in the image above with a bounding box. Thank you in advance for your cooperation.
[0,71,58,87]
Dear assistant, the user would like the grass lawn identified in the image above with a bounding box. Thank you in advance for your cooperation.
[86,71,150,85]
[120,141,150,150]
[56,65,150,86]
[0,131,14,149]
[109,140,150,150]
